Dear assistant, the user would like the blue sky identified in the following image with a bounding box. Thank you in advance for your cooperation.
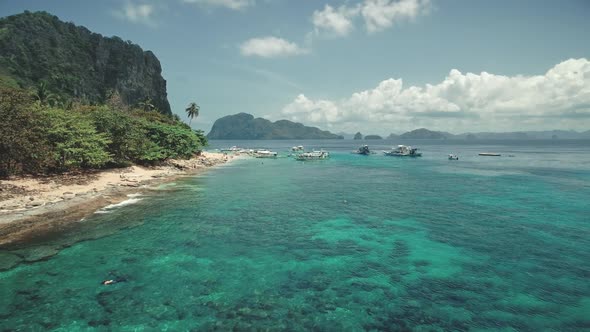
[1,0,589,134]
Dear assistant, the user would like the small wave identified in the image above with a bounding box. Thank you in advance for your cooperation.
[126,193,142,198]
[94,198,142,214]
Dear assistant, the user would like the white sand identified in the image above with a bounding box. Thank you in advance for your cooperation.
[0,152,237,218]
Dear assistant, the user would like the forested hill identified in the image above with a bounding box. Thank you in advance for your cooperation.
[0,11,171,115]
[207,113,343,139]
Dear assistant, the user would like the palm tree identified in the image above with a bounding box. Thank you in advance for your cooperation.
[34,81,57,106]
[138,98,156,112]
[185,102,200,125]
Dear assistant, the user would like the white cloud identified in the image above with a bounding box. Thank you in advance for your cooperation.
[278,58,590,133]
[361,0,430,33]
[182,0,254,10]
[311,0,431,37]
[282,94,341,124]
[114,3,156,25]
[240,37,308,58]
[312,4,360,37]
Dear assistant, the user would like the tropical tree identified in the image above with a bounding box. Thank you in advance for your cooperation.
[138,98,156,112]
[33,81,57,106]
[185,102,200,125]
[106,90,127,111]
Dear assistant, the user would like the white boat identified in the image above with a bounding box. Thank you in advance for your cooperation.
[291,145,304,151]
[220,146,240,153]
[295,150,329,161]
[448,154,459,160]
[254,150,278,158]
[384,145,422,157]
[237,148,255,155]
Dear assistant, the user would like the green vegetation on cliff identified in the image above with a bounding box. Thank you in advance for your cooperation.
[0,87,206,177]
[0,11,171,114]
[207,113,343,140]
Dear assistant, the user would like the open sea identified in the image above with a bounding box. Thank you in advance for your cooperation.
[1,139,589,331]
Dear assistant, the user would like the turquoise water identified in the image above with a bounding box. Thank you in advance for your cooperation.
[1,140,589,331]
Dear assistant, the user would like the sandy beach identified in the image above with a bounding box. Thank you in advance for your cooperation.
[0,152,237,247]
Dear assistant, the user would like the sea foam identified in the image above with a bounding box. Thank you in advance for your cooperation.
[94,198,142,214]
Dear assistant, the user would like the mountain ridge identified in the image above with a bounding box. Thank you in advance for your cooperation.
[350,128,590,140]
[207,113,343,140]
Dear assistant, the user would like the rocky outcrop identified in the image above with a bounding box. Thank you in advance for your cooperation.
[0,11,171,114]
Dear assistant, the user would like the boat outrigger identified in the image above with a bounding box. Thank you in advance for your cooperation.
[384,145,422,157]
[295,150,330,161]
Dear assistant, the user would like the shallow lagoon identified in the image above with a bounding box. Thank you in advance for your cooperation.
[1,140,589,330]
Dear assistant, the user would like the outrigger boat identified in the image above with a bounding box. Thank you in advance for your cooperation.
[384,145,422,157]
[295,150,330,161]
[352,145,372,155]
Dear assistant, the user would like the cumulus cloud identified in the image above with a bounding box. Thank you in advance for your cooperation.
[114,3,156,25]
[311,0,430,36]
[278,58,590,133]
[240,37,308,58]
[182,0,254,10]
[361,0,430,33]
[312,4,360,37]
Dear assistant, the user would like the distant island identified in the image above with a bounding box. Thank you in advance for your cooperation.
[350,128,590,140]
[207,113,343,140]
[299,127,590,140]
[390,128,590,140]
[399,128,451,139]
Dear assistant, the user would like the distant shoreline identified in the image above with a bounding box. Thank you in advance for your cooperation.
[0,152,239,248]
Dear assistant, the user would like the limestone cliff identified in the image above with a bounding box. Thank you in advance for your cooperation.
[0,11,171,114]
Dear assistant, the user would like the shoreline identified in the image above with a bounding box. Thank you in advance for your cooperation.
[0,152,240,248]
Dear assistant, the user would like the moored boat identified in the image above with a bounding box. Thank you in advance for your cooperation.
[220,146,240,153]
[448,154,459,160]
[384,145,422,157]
[254,150,278,158]
[295,150,329,161]
[291,145,304,151]
[479,152,501,156]
[353,145,372,155]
